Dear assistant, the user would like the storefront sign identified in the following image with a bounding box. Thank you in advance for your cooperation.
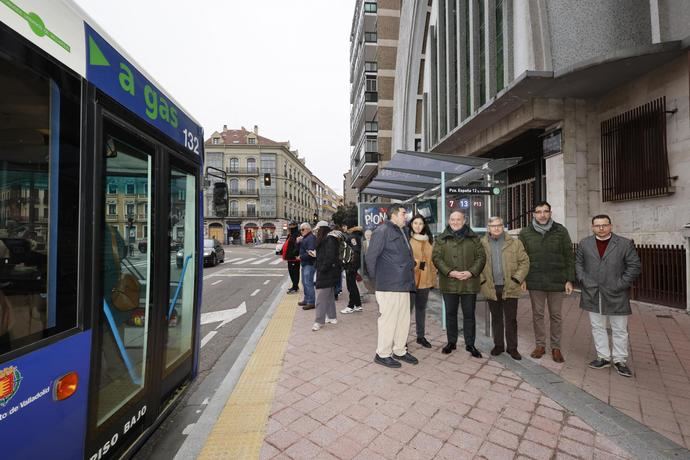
[542,129,562,158]
[446,186,499,195]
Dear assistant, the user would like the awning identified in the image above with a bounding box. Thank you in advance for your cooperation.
[363,150,521,201]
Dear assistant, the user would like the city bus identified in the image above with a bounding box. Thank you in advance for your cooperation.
[0,1,204,458]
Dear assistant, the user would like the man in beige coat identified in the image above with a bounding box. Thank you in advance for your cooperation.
[480,217,530,360]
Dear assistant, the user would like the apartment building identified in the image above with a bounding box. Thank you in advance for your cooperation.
[349,0,402,200]
[312,177,342,223]
[204,126,317,244]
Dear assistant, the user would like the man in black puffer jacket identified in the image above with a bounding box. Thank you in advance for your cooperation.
[341,224,363,314]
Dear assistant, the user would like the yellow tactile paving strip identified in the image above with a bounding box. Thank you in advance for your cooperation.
[198,292,297,459]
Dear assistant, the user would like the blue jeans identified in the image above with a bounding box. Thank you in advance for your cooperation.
[301,264,315,304]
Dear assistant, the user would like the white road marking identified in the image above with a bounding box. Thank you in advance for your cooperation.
[202,398,209,405]
[233,258,256,265]
[250,289,260,296]
[227,257,243,263]
[263,280,270,285]
[182,424,195,435]
[211,280,223,286]
[200,302,247,329]
[200,331,217,348]
[251,257,272,265]
[270,258,283,265]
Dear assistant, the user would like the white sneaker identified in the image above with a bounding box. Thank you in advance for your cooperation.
[341,307,355,314]
[353,306,363,312]
[325,317,337,324]
[312,322,321,331]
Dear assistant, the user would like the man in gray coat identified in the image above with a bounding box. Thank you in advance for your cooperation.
[576,214,641,377]
[365,204,418,368]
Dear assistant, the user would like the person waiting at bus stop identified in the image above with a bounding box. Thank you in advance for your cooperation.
[282,221,300,294]
[297,223,316,310]
[576,214,640,377]
[312,221,341,331]
[408,214,437,348]
[365,204,418,368]
[432,210,486,358]
[480,216,530,360]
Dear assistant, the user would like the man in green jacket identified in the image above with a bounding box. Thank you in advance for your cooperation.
[432,210,486,358]
[519,201,575,363]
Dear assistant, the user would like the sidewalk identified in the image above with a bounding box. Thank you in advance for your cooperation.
[191,284,690,459]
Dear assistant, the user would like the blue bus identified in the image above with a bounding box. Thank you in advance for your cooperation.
[0,1,204,458]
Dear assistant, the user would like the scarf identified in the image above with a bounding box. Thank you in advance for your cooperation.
[411,233,429,242]
[453,225,469,238]
[532,218,553,235]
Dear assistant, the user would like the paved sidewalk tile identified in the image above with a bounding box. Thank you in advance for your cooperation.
[259,291,637,459]
[511,294,690,449]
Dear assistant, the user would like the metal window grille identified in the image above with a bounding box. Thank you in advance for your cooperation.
[601,97,672,202]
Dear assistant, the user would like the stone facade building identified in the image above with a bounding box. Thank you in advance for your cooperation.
[204,126,320,244]
[392,0,690,247]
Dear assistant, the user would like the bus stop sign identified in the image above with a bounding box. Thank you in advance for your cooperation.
[446,186,500,195]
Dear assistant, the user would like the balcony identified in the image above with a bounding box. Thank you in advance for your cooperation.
[227,211,259,218]
[227,189,259,197]
[225,167,259,176]
[351,152,379,189]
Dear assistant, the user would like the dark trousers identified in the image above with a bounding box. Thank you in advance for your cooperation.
[345,270,360,307]
[488,285,518,352]
[287,261,300,289]
[443,293,477,347]
[410,288,430,338]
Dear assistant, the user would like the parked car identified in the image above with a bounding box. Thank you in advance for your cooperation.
[177,238,224,268]
[275,236,288,255]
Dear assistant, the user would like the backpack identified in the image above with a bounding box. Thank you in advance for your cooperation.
[337,234,354,268]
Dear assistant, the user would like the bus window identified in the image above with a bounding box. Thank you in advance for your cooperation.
[97,129,152,423]
[0,51,80,357]
[166,167,197,370]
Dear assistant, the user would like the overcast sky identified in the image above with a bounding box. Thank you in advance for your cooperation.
[73,0,355,194]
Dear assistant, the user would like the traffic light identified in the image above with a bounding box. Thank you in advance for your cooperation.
[213,182,228,217]
[263,173,271,186]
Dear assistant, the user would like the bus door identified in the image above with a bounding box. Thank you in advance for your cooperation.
[87,114,200,460]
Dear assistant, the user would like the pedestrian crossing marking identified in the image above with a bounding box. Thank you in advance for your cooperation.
[234,258,256,265]
[270,258,283,265]
[227,257,243,263]
[251,257,272,265]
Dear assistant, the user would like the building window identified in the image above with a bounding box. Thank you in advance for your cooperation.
[247,179,256,193]
[212,137,219,145]
[229,179,239,193]
[126,203,135,216]
[247,157,257,173]
[229,200,238,215]
[496,0,504,92]
[248,137,256,145]
[601,97,672,202]
[364,2,377,13]
[108,183,117,194]
[228,158,239,173]
[247,203,256,217]
[365,137,378,153]
[364,61,377,72]
[366,76,377,92]
[108,203,117,215]
[365,121,378,132]
[364,32,377,42]
[126,183,135,195]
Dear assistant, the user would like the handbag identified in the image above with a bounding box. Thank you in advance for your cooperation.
[110,229,141,311]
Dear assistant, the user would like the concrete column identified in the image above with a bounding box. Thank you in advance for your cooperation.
[683,228,690,312]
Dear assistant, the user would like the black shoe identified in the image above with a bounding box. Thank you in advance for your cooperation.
[374,354,401,368]
[416,337,432,348]
[441,343,456,354]
[588,358,611,369]
[287,288,299,294]
[392,352,418,365]
[507,350,522,360]
[301,304,315,310]
[614,362,632,377]
[466,345,482,358]
[490,346,505,356]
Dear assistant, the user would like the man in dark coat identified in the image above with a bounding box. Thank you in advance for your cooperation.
[432,210,486,358]
[576,214,641,377]
[519,201,575,363]
[365,204,418,368]
[283,221,300,294]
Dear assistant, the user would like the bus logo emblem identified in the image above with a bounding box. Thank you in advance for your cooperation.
[0,366,22,407]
